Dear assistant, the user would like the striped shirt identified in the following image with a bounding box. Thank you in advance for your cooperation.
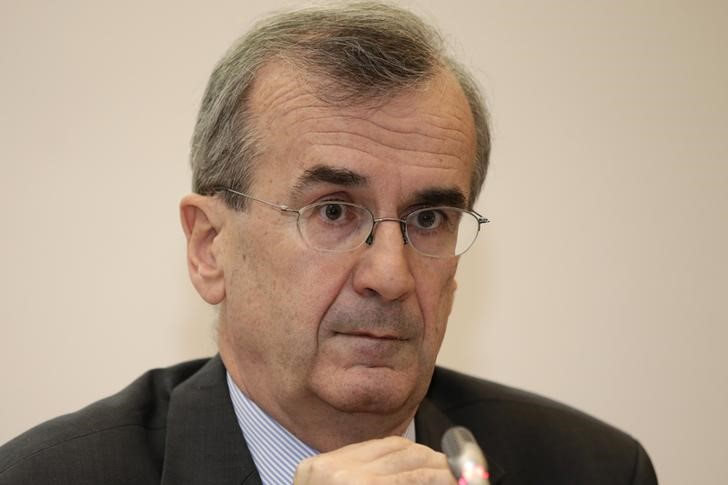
[226,372,416,485]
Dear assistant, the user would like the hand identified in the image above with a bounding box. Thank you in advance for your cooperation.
[294,436,456,484]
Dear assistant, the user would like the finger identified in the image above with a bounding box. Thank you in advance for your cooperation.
[294,438,411,484]
[294,437,450,485]
[364,443,449,476]
[326,435,413,462]
[388,467,457,485]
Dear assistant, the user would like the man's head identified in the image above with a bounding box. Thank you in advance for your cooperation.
[181,1,490,450]
[190,1,490,208]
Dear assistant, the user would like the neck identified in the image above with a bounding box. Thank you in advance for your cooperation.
[221,350,420,452]
[282,401,417,452]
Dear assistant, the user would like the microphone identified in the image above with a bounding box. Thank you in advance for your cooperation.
[441,426,491,485]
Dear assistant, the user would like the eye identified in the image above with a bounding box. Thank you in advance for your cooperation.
[411,209,443,230]
[325,204,342,220]
[311,202,364,227]
[320,203,346,221]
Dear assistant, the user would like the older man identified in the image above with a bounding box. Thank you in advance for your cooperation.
[0,3,656,484]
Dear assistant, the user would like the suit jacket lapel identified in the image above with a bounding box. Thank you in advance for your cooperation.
[416,397,506,484]
[160,356,262,485]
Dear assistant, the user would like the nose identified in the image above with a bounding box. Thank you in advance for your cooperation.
[351,219,416,301]
[364,217,408,246]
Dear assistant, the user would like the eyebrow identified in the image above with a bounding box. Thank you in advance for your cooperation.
[292,164,368,194]
[409,187,468,209]
[290,164,467,209]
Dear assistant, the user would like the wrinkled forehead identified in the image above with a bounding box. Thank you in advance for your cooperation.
[247,60,473,127]
[245,61,477,204]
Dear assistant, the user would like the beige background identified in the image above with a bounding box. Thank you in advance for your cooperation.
[1,1,726,483]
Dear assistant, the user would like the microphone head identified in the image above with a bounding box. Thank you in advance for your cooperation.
[441,426,490,485]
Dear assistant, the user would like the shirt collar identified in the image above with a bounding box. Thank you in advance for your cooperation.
[226,372,415,485]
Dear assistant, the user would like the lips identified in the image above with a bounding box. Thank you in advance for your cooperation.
[329,331,410,365]
[335,330,408,341]
[320,302,422,346]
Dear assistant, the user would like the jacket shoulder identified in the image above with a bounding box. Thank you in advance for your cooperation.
[429,366,605,417]
[0,358,209,484]
[428,367,657,484]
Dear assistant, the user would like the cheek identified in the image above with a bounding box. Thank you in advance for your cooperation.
[440,272,458,316]
[291,257,355,322]
[233,231,353,333]
[222,222,299,329]
[415,261,458,340]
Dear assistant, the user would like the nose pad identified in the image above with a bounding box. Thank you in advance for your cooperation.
[399,221,409,245]
[353,218,416,302]
[364,219,409,246]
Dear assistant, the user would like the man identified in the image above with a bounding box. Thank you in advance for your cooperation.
[0,2,656,484]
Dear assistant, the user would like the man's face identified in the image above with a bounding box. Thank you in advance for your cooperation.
[216,63,477,426]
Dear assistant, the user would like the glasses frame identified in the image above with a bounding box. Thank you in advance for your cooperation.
[219,187,489,258]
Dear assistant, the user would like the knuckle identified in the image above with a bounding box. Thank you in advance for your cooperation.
[298,455,336,479]
[414,468,456,485]
[381,435,411,449]
[310,456,334,475]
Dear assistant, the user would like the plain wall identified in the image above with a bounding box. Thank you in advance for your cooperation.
[1,2,726,484]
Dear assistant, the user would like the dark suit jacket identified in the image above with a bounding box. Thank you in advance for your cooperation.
[0,356,657,484]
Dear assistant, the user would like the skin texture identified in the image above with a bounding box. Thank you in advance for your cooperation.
[181,61,475,479]
[293,436,455,485]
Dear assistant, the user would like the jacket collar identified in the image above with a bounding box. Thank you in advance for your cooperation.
[161,355,262,485]
[416,397,506,484]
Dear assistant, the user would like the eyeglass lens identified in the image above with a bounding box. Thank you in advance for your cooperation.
[297,202,479,257]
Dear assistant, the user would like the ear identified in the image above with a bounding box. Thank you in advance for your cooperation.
[180,194,226,305]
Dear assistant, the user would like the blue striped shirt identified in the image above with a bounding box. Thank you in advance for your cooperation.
[226,372,416,485]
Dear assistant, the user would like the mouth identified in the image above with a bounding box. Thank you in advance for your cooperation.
[334,330,408,341]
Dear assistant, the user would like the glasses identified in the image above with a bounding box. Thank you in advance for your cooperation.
[221,187,489,258]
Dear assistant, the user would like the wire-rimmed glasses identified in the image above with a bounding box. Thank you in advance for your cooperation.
[221,187,489,258]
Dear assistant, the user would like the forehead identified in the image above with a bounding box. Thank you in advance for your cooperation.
[246,62,477,203]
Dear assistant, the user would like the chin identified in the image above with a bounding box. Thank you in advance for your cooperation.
[314,366,425,415]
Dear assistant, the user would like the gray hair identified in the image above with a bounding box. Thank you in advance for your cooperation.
[190,1,490,208]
